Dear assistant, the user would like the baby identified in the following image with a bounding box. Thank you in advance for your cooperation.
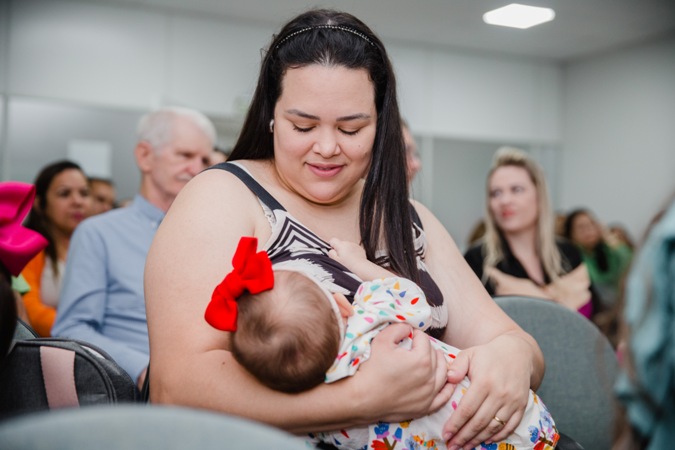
[205,236,559,450]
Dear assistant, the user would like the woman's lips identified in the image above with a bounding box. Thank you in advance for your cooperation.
[307,163,343,178]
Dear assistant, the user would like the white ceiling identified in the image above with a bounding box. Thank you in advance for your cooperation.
[100,0,675,62]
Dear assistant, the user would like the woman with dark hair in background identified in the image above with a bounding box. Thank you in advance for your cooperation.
[21,160,90,336]
[563,208,633,309]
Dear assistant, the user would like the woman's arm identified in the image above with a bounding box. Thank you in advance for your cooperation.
[412,201,544,449]
[144,169,452,433]
[20,252,56,337]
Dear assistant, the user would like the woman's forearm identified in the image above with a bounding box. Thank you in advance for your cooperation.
[151,349,373,434]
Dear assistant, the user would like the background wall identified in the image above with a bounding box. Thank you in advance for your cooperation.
[1,0,673,251]
[560,36,675,244]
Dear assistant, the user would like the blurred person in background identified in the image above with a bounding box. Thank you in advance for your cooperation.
[464,147,603,321]
[21,160,90,336]
[401,119,422,184]
[614,197,675,450]
[87,177,117,216]
[209,146,230,166]
[563,208,633,309]
[0,182,48,365]
[52,106,216,389]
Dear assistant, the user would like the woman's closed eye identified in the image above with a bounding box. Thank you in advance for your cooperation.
[293,124,314,133]
[292,124,362,136]
[339,128,361,136]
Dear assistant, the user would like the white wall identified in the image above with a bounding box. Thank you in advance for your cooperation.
[560,36,675,242]
[1,0,564,231]
[390,44,561,143]
[1,0,673,247]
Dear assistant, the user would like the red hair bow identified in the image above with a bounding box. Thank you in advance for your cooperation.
[205,236,274,332]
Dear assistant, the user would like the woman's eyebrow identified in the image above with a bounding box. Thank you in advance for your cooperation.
[285,109,372,122]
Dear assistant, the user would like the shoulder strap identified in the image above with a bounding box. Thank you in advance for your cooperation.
[409,202,423,228]
[210,162,285,211]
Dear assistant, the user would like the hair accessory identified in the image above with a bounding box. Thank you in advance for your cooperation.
[269,119,274,133]
[0,182,48,276]
[275,24,376,50]
[205,236,274,332]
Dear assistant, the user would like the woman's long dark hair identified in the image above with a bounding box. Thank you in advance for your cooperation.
[0,262,17,368]
[229,9,417,281]
[563,208,610,272]
[24,160,84,275]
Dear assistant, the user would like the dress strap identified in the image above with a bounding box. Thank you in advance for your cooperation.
[409,202,423,229]
[209,162,285,211]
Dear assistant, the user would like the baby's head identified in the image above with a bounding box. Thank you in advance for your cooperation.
[231,270,350,393]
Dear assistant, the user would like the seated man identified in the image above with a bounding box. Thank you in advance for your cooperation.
[52,107,216,389]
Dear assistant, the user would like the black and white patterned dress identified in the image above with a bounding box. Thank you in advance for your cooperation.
[213,162,448,339]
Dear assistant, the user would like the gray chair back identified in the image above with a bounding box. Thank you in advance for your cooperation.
[0,404,309,449]
[494,295,619,450]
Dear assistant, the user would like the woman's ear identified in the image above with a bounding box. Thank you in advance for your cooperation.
[333,292,353,319]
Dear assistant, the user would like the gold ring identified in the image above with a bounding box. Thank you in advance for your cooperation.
[493,415,506,427]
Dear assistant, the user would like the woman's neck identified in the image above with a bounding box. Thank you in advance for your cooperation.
[503,227,545,284]
[503,227,537,254]
[51,229,71,262]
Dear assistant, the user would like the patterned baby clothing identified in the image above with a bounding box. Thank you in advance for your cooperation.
[310,277,560,450]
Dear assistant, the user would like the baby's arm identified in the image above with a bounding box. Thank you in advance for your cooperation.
[328,238,394,281]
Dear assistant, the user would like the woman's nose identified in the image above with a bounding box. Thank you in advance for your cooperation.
[313,129,340,157]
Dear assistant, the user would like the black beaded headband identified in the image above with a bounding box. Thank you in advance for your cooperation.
[275,24,376,50]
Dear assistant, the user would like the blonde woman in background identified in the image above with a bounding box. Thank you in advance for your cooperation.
[464,147,603,320]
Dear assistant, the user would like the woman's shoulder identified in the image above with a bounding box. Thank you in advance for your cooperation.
[169,163,268,223]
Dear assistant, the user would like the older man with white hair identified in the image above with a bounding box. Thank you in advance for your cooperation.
[53,107,216,389]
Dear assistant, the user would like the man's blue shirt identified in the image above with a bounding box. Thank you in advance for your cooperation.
[53,195,164,382]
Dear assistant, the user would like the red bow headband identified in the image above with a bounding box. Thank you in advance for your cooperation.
[0,182,48,276]
[205,236,274,332]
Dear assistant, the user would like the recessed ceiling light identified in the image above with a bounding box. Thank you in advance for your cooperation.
[483,3,556,29]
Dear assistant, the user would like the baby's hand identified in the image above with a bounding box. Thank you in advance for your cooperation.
[328,238,367,268]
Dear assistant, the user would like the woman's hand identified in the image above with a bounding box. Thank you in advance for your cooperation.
[353,323,454,423]
[486,267,548,298]
[543,265,591,311]
[442,335,534,449]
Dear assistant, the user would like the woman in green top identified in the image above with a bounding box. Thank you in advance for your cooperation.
[563,208,633,308]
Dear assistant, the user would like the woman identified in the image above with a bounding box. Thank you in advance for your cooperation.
[563,208,633,308]
[464,147,601,320]
[21,160,90,336]
[144,10,545,450]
